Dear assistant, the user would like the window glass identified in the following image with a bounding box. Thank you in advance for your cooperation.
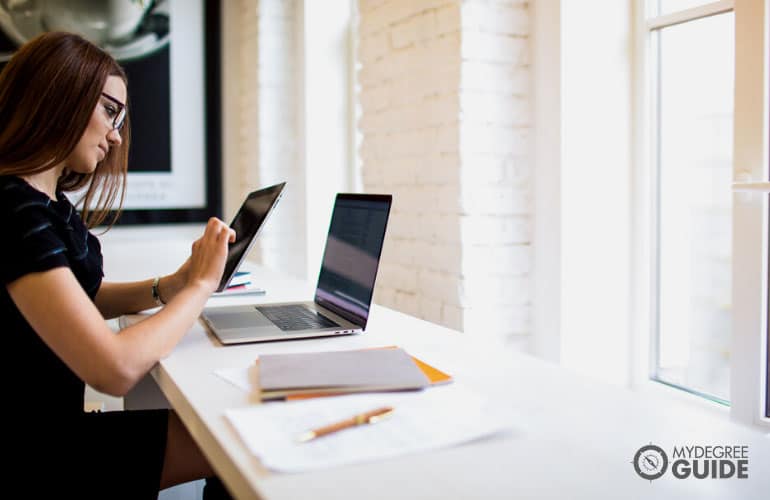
[654,12,734,403]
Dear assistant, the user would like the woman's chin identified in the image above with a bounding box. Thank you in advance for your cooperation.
[70,163,99,175]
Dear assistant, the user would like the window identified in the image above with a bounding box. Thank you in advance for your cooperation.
[643,0,769,428]
[533,0,766,427]
[647,2,734,404]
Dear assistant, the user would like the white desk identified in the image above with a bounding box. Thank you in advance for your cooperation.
[102,230,770,500]
[119,267,769,500]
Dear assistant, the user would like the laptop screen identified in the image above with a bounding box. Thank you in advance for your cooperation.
[314,194,392,328]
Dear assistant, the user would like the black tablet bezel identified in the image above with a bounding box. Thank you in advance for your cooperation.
[217,182,286,292]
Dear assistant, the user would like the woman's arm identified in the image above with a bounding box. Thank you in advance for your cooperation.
[7,218,234,396]
[95,271,187,319]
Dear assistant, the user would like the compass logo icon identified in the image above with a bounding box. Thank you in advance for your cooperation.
[633,444,669,480]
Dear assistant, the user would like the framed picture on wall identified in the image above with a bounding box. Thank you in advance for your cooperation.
[0,0,221,224]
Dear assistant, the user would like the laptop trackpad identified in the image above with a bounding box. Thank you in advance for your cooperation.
[207,309,273,329]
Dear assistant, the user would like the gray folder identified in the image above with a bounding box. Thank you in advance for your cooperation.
[258,348,430,400]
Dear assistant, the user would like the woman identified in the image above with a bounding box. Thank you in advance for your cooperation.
[0,32,234,498]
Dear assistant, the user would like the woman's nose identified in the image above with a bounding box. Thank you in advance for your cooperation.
[107,128,123,147]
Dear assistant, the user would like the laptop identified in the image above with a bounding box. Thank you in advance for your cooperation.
[200,193,392,344]
[217,182,285,292]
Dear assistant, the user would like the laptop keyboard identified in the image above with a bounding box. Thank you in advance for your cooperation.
[256,305,340,331]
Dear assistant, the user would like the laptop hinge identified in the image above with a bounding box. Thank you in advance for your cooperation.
[315,297,366,328]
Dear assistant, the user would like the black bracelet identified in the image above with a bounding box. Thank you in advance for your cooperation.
[151,276,166,306]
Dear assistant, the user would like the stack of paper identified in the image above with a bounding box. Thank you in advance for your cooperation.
[258,348,431,400]
[225,385,512,472]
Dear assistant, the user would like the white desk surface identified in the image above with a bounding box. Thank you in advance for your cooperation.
[101,230,769,500]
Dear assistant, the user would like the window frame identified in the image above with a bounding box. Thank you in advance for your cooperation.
[647,0,735,406]
[636,0,770,429]
[728,0,769,429]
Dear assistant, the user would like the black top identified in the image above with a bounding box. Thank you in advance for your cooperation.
[0,176,173,498]
[0,175,103,414]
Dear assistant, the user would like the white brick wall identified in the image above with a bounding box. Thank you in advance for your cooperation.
[358,0,531,344]
[228,0,306,278]
[255,0,306,277]
[231,0,259,204]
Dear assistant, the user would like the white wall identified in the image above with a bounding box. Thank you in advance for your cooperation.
[532,0,634,384]
[560,0,632,385]
[223,0,355,281]
[358,0,464,328]
[223,0,534,344]
[459,0,532,345]
[357,0,532,345]
[302,0,356,279]
[223,0,307,279]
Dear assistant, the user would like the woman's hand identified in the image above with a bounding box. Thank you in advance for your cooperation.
[185,218,235,294]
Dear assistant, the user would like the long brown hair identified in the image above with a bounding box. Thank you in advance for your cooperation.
[0,31,130,229]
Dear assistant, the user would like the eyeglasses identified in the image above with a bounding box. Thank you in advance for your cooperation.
[100,92,126,131]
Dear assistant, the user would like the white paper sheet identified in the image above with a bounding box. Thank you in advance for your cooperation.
[225,385,513,472]
[214,364,255,393]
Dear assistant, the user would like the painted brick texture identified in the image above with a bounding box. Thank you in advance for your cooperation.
[234,0,306,277]
[358,0,531,344]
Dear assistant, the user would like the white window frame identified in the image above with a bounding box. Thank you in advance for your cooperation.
[643,0,735,407]
[634,0,770,429]
[729,0,770,428]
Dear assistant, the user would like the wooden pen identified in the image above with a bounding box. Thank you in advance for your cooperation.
[297,406,395,443]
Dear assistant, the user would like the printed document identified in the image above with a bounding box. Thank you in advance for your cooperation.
[225,385,512,472]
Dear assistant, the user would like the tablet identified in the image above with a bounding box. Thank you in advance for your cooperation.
[217,182,286,292]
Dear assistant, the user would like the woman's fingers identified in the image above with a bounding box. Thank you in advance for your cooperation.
[218,225,236,243]
[185,218,232,292]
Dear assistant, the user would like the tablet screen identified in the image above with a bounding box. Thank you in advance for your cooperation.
[218,182,286,291]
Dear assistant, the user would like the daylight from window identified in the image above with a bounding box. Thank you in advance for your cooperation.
[653,12,734,403]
